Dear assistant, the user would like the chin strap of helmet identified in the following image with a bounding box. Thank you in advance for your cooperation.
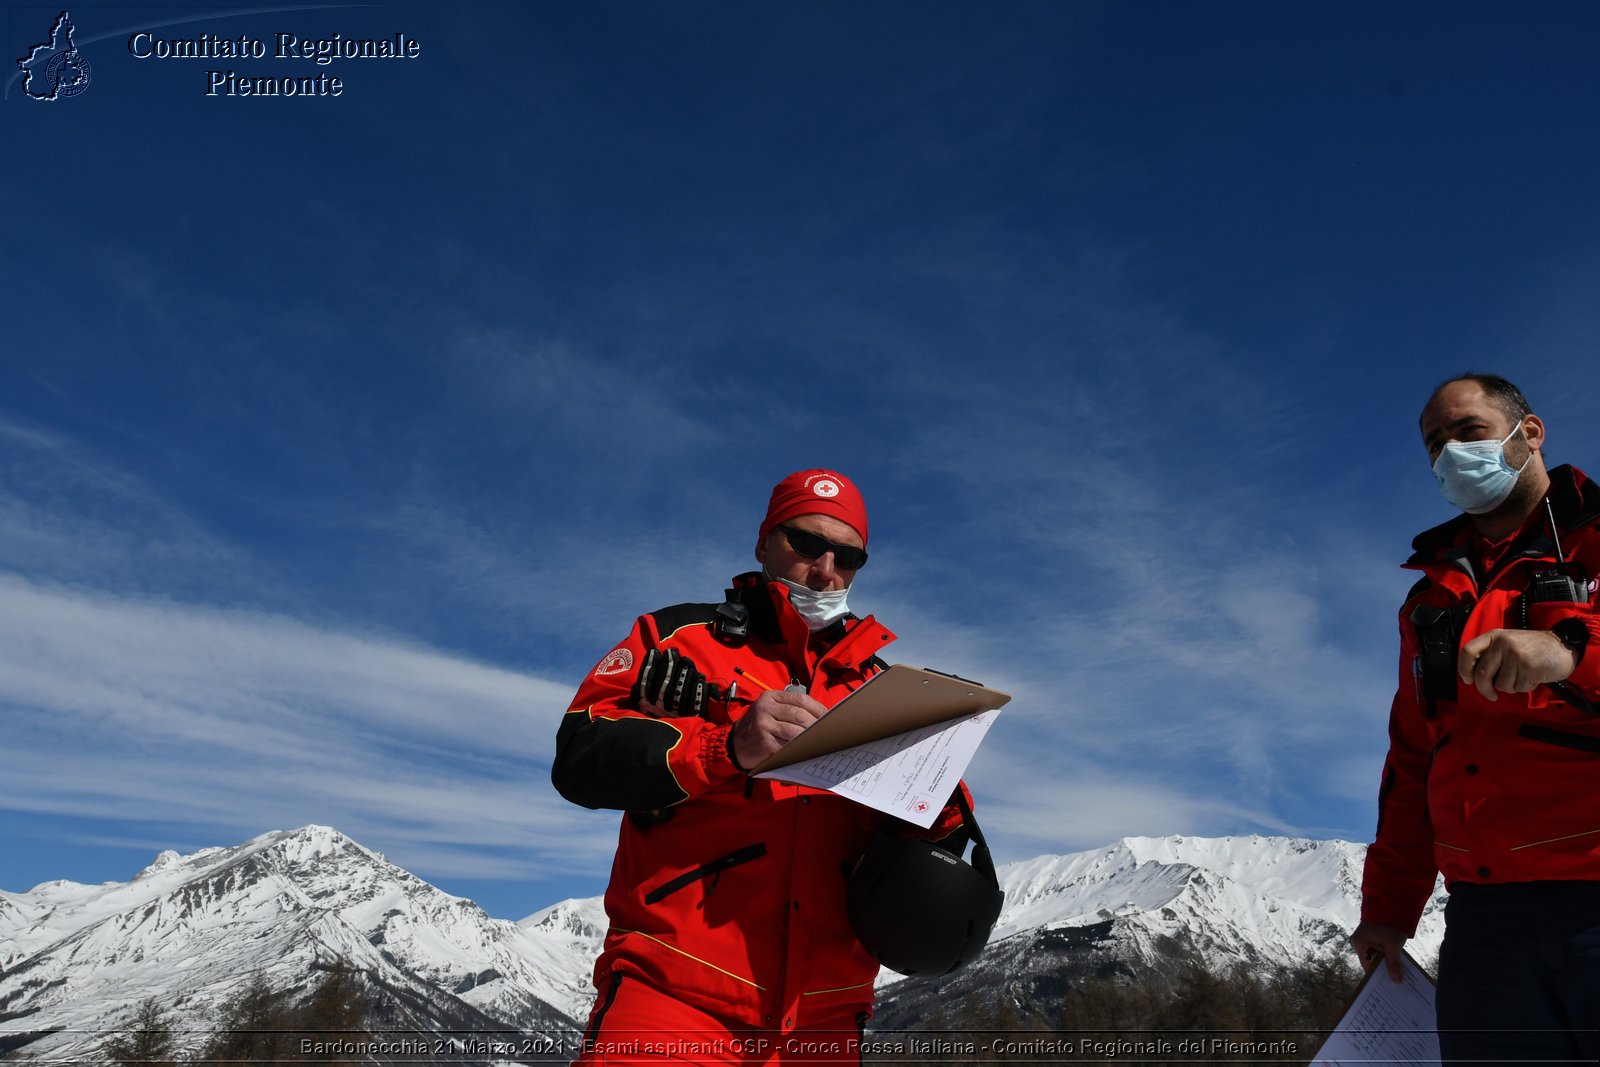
[953,786,999,888]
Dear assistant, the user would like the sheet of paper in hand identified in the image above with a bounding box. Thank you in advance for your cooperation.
[1309,950,1439,1066]
[752,665,1010,827]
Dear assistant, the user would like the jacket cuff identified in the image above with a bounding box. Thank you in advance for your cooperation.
[699,723,742,781]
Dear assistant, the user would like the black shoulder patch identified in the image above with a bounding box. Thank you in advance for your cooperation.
[552,710,691,811]
[1404,576,1432,603]
[648,602,720,642]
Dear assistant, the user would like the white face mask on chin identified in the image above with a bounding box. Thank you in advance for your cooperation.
[767,572,852,631]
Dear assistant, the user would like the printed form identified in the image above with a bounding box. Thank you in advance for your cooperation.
[755,709,1000,828]
[1311,951,1440,1065]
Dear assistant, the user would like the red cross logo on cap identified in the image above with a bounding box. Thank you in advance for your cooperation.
[813,479,840,498]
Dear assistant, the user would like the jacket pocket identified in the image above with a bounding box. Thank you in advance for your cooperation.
[1517,724,1600,756]
[644,843,767,904]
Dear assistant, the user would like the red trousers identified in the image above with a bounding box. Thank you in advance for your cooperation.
[572,976,867,1066]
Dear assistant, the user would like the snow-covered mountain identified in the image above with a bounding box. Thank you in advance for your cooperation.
[871,833,1445,1029]
[990,833,1443,971]
[0,828,1443,1061]
[0,826,576,1063]
[513,896,609,1024]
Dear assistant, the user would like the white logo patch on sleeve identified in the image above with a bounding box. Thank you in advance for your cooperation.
[595,648,634,676]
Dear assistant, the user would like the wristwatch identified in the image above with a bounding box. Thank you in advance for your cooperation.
[1552,617,1590,662]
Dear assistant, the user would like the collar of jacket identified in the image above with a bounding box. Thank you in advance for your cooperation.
[724,571,893,672]
[1406,464,1600,569]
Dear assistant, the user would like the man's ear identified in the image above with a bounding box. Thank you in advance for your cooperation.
[1523,413,1546,454]
[754,535,768,566]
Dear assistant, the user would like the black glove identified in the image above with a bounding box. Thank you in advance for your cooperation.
[632,649,710,717]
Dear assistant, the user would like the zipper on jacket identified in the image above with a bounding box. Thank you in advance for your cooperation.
[581,973,625,1054]
[1516,724,1600,756]
[1549,681,1598,715]
[644,843,767,904]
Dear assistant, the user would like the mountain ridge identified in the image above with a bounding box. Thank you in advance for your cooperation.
[1,825,577,1063]
[0,826,1445,1062]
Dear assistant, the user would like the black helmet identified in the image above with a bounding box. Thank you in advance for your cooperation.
[847,789,1004,976]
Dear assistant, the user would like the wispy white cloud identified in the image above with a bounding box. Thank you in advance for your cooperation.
[367,493,743,657]
[450,327,727,451]
[1,281,1410,912]
[824,305,1407,860]
[0,221,1416,910]
[971,761,1297,858]
[0,571,613,887]
[0,416,254,597]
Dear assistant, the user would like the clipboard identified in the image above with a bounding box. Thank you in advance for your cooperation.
[750,664,1011,774]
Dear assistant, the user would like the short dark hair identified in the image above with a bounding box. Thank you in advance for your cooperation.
[1425,373,1532,426]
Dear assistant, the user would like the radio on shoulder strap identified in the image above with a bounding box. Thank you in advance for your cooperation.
[1410,601,1474,707]
[714,598,749,643]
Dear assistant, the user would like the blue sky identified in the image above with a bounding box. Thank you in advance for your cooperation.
[5,1,1600,921]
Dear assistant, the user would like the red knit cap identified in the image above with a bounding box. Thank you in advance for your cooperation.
[758,469,869,547]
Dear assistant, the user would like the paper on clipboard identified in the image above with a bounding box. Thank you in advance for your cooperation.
[750,664,1009,826]
[1309,950,1439,1065]
[756,706,1001,827]
[749,664,1010,774]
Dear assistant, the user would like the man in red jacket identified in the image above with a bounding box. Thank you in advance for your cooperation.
[554,469,967,1065]
[1352,375,1600,1063]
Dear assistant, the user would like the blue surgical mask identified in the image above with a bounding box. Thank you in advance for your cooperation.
[1432,423,1529,515]
[767,572,852,631]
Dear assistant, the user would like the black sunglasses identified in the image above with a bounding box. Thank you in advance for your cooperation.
[776,525,868,570]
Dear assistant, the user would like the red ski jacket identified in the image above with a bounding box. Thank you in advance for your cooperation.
[553,573,967,1031]
[1361,465,1600,935]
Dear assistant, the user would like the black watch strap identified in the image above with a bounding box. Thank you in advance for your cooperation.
[1553,617,1590,660]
